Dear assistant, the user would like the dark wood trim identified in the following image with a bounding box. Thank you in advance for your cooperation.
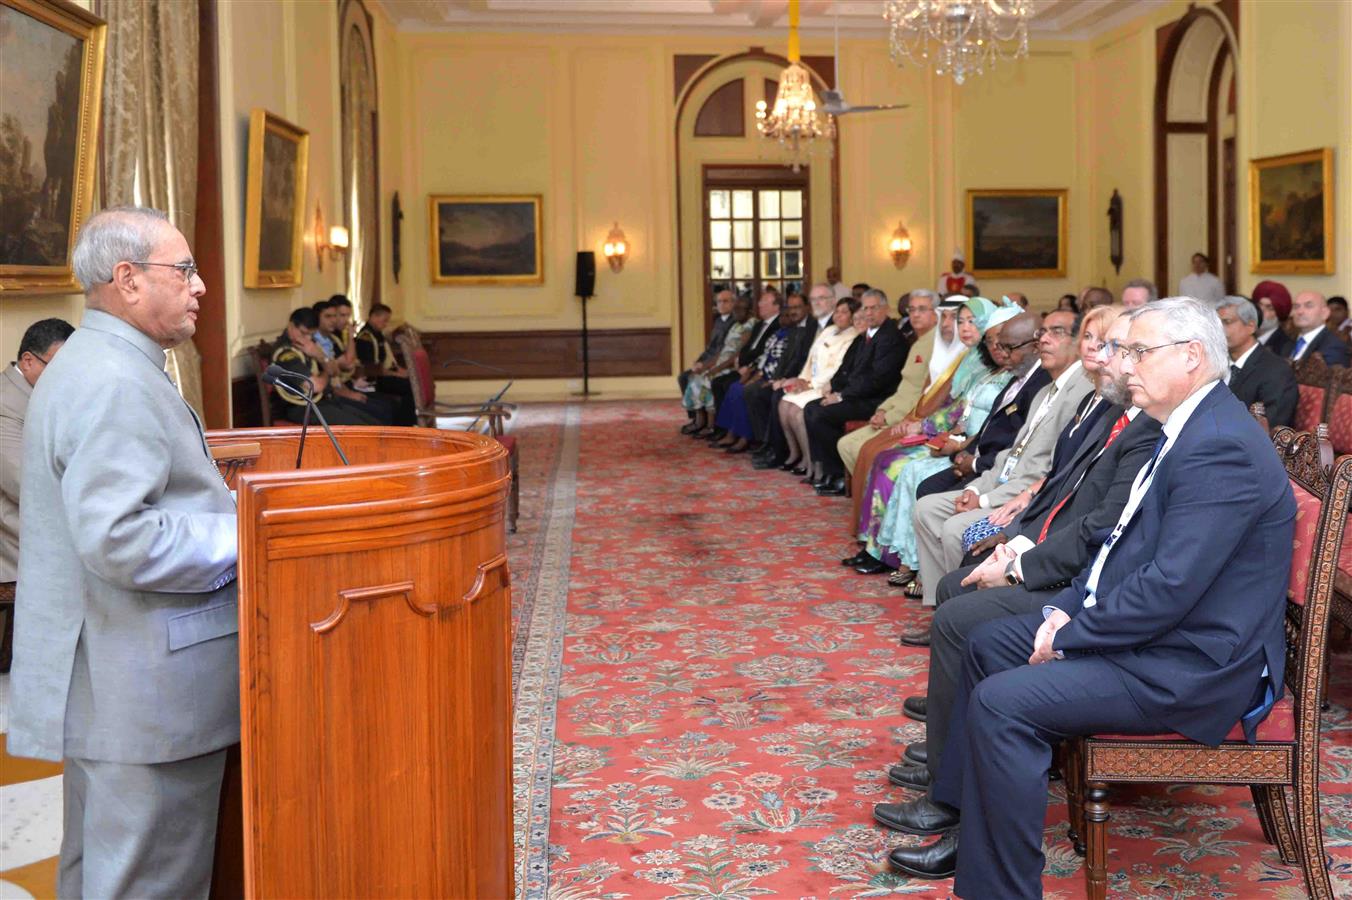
[421,328,672,379]
[1163,122,1208,134]
[674,54,717,101]
[196,0,231,430]
[1205,44,1230,276]
[673,48,838,368]
[694,79,746,137]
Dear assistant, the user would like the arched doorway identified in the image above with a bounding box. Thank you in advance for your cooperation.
[1155,5,1239,295]
[673,51,839,363]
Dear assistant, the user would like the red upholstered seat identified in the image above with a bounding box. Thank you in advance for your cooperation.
[495,434,516,454]
[1093,693,1295,743]
[1294,385,1324,433]
[1329,394,1352,455]
[1288,479,1324,606]
[843,420,867,434]
[412,348,436,408]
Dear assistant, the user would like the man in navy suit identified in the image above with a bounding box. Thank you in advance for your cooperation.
[1286,290,1350,367]
[883,298,1295,896]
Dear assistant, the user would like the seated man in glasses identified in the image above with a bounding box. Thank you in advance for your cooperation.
[271,307,383,426]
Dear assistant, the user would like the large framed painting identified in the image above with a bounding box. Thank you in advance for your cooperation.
[966,189,1068,279]
[429,195,543,286]
[0,0,105,294]
[1249,147,1334,275]
[244,108,309,288]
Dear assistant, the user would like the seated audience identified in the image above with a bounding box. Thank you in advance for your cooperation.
[1214,296,1299,428]
[883,298,1293,896]
[679,289,735,432]
[747,290,821,466]
[804,289,910,496]
[1120,278,1157,309]
[714,292,808,453]
[1330,296,1349,341]
[1286,290,1351,366]
[960,283,980,299]
[1080,286,1114,309]
[682,296,754,434]
[1057,293,1079,314]
[884,311,1162,796]
[1252,280,1294,355]
[910,307,1093,604]
[311,298,340,357]
[1178,251,1225,303]
[839,291,942,516]
[705,288,782,442]
[354,302,417,426]
[1,318,75,672]
[778,298,862,479]
[846,301,1022,581]
[317,297,398,425]
[271,307,384,426]
[851,282,871,300]
[1004,292,1029,310]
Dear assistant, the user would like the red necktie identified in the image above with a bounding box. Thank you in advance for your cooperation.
[1037,413,1130,543]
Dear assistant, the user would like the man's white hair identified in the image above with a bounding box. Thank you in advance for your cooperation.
[71,206,170,294]
[1128,296,1230,382]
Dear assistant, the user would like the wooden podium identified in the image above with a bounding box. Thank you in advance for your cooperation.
[204,426,514,898]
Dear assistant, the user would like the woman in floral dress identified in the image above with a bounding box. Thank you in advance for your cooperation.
[683,296,753,434]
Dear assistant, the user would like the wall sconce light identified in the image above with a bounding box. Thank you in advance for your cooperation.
[328,226,350,261]
[888,221,913,270]
[602,222,628,273]
[314,200,349,272]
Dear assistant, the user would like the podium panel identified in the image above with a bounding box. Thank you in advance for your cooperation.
[206,427,513,898]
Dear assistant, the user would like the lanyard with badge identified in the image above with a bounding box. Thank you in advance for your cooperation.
[996,384,1060,483]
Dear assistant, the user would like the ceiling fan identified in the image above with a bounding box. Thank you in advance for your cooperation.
[819,1,909,118]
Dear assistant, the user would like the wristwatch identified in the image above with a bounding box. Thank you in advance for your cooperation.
[1004,559,1023,586]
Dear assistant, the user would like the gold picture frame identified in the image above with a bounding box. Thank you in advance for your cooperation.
[243,108,309,288]
[966,189,1068,279]
[429,194,543,286]
[1249,147,1334,275]
[0,0,105,295]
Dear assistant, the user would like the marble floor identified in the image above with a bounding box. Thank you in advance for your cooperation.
[0,674,62,899]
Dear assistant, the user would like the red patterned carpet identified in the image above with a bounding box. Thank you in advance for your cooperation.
[506,400,1352,899]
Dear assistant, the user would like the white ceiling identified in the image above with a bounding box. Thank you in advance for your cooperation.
[374,0,1169,40]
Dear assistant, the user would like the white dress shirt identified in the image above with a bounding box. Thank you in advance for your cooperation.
[1290,324,1326,360]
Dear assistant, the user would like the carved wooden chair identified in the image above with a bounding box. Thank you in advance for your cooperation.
[1292,352,1332,434]
[1064,426,1350,900]
[248,340,277,427]
[394,327,520,533]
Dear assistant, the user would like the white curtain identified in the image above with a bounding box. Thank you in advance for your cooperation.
[341,10,378,315]
[102,0,205,419]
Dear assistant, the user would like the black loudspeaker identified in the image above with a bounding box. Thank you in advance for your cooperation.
[575,251,596,298]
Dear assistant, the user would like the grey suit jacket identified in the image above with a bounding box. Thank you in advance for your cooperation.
[970,364,1094,507]
[0,363,30,582]
[10,310,240,763]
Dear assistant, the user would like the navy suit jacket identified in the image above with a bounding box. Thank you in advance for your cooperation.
[971,367,1052,474]
[830,317,909,404]
[1228,344,1299,428]
[1289,327,1350,367]
[1049,384,1295,746]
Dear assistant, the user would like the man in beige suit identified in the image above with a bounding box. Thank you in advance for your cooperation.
[0,318,74,671]
[840,291,939,521]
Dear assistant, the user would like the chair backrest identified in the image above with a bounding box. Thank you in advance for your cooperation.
[1292,353,1331,433]
[1272,426,1352,733]
[393,329,436,422]
[1326,364,1352,455]
[248,340,277,427]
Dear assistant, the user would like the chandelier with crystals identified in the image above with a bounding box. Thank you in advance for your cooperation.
[884,0,1033,85]
[755,0,834,171]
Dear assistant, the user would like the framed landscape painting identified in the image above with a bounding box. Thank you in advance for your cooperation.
[1249,147,1334,275]
[244,108,309,288]
[966,189,1068,279]
[0,0,105,294]
[429,195,543,285]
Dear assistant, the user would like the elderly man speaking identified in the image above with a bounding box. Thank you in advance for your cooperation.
[10,207,239,897]
[887,297,1295,896]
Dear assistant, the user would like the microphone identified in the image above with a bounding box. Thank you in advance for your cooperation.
[261,365,351,468]
[438,356,509,377]
[437,357,512,434]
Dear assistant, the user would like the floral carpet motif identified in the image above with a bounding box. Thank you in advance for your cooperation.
[508,400,1352,898]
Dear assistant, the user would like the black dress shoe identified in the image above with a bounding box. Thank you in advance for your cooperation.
[903,741,927,766]
[790,466,808,476]
[872,798,960,836]
[704,428,728,442]
[679,422,701,435]
[887,763,931,790]
[840,551,871,567]
[900,629,931,648]
[725,442,750,454]
[778,460,800,471]
[752,456,782,470]
[888,828,959,879]
[853,558,895,575]
[815,476,847,496]
[902,696,927,723]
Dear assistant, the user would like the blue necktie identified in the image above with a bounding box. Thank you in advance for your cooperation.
[1142,433,1167,480]
[1292,336,1307,359]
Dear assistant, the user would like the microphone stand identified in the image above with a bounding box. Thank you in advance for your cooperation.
[271,374,351,467]
[439,356,513,434]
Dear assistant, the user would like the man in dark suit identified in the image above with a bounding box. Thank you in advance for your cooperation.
[679,288,736,433]
[1215,296,1299,428]
[913,313,1050,500]
[706,288,781,442]
[1286,290,1351,367]
[880,298,1295,896]
[883,314,1163,795]
[747,290,819,464]
[805,289,909,495]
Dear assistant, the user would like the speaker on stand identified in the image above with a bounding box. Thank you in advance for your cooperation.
[574,251,597,397]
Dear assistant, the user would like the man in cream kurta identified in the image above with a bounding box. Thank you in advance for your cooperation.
[10,208,239,898]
